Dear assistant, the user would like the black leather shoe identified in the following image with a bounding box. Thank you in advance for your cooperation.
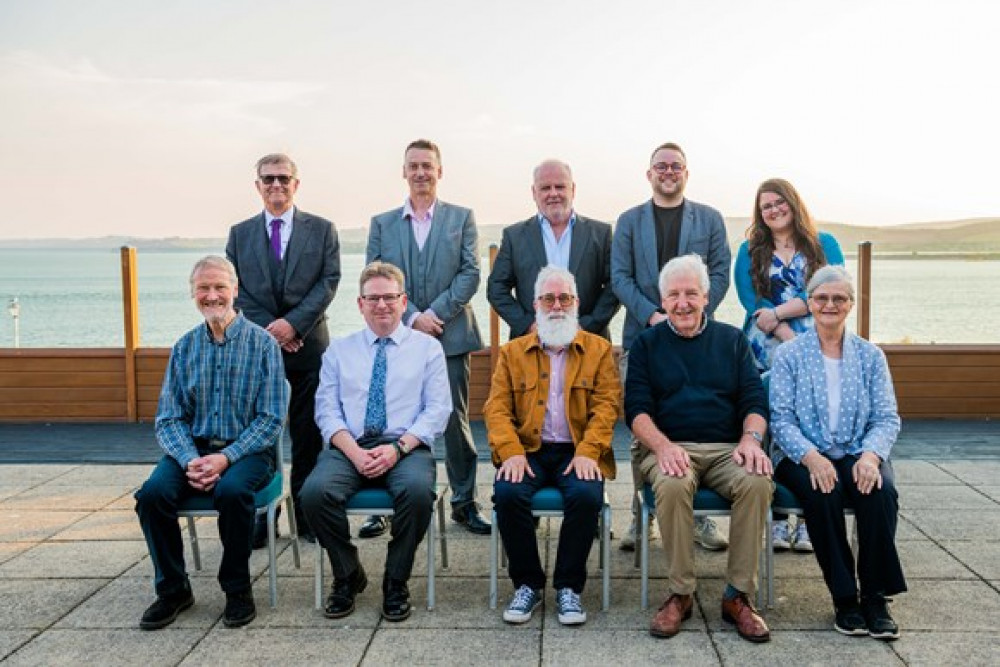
[252,509,279,550]
[834,602,868,636]
[324,565,368,619]
[451,505,491,535]
[139,587,195,630]
[382,578,412,622]
[862,595,900,641]
[358,515,390,538]
[223,588,256,628]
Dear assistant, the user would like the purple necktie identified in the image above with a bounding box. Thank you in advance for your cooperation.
[269,219,282,261]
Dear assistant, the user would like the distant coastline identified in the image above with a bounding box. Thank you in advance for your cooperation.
[1,216,998,256]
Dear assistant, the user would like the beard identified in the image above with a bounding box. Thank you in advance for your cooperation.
[536,309,579,348]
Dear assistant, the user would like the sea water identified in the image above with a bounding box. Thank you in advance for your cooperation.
[0,249,996,347]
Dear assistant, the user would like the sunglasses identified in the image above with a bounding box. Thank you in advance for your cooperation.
[259,174,294,185]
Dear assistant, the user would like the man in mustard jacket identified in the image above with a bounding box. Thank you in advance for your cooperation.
[485,265,620,627]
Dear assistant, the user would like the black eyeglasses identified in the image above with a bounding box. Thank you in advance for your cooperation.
[259,174,294,185]
[360,293,402,305]
[538,293,576,308]
[651,162,686,174]
[760,198,788,214]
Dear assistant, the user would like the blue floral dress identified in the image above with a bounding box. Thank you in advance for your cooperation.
[744,253,813,372]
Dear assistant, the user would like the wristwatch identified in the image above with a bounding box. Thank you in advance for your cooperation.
[743,430,764,444]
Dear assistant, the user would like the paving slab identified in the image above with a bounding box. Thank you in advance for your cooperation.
[0,542,33,565]
[2,628,205,667]
[897,484,1000,510]
[891,460,964,485]
[895,580,1000,631]
[901,508,1000,542]
[976,485,1000,503]
[893,631,1000,667]
[713,630,905,666]
[0,510,89,542]
[181,627,373,666]
[937,460,1000,486]
[0,465,76,487]
[44,465,149,487]
[896,540,980,580]
[543,628,719,666]
[940,540,1000,580]
[0,579,108,629]
[0,485,132,512]
[49,510,145,541]
[363,628,541,666]
[0,540,148,579]
[0,631,35,661]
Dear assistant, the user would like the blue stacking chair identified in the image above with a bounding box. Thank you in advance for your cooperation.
[636,483,770,610]
[179,432,301,608]
[489,486,612,611]
[313,487,448,611]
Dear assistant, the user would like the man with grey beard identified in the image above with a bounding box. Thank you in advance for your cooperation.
[484,266,620,626]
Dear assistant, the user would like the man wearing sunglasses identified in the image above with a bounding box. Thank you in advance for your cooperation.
[485,265,619,626]
[487,159,619,341]
[226,153,341,546]
[612,142,732,553]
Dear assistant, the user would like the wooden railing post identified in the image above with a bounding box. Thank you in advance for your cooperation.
[857,241,872,340]
[120,246,140,422]
[489,244,499,374]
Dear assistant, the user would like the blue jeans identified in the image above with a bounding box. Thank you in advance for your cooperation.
[493,443,604,593]
[135,453,273,596]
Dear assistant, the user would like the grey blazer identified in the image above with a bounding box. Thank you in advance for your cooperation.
[612,198,731,351]
[487,214,619,339]
[367,200,483,357]
[226,208,341,371]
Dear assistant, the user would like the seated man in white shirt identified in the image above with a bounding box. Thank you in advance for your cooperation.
[301,261,451,622]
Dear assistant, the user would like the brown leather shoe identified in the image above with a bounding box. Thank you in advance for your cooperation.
[721,593,770,643]
[649,593,693,638]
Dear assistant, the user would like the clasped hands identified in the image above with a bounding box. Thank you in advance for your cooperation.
[266,318,303,353]
[351,444,400,479]
[186,453,230,492]
[496,454,602,483]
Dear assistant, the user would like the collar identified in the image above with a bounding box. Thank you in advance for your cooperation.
[403,198,436,222]
[664,312,708,338]
[264,206,295,226]
[537,211,577,230]
[363,322,407,346]
[203,311,244,344]
[525,329,585,353]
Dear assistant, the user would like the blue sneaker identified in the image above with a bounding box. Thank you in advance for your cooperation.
[503,585,542,624]
[556,587,587,625]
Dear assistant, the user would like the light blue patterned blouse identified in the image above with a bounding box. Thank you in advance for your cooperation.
[769,329,900,465]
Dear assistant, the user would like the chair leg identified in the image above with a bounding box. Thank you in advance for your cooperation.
[267,506,278,608]
[285,495,301,568]
[489,509,499,610]
[766,511,775,609]
[437,493,448,570]
[315,543,325,610]
[186,516,202,571]
[427,503,436,611]
[639,491,650,610]
[602,501,611,612]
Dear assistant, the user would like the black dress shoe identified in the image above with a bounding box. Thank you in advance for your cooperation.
[252,509,279,550]
[382,577,412,622]
[358,515,390,538]
[324,565,368,619]
[451,505,491,535]
[223,588,256,628]
[139,587,195,630]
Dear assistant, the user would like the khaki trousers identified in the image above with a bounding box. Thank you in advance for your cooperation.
[639,443,772,597]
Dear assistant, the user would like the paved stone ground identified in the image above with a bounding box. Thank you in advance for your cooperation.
[1,454,999,665]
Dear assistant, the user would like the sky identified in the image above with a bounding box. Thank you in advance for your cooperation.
[0,0,997,239]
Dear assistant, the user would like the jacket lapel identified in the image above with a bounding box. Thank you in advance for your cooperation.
[284,210,309,279]
[424,203,446,271]
[677,200,693,254]
[567,217,588,275]
[250,212,276,297]
[526,217,548,271]
[640,202,659,278]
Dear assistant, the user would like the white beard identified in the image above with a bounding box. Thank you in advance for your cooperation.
[536,310,579,348]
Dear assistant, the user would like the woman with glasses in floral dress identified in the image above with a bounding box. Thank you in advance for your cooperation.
[734,178,844,553]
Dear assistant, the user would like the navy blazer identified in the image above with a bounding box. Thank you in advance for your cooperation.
[487,214,619,339]
[367,200,483,357]
[226,208,341,371]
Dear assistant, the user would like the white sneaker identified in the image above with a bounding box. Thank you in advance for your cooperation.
[619,515,659,552]
[693,516,728,551]
[792,520,813,553]
[771,520,792,551]
[556,587,587,625]
[503,585,542,624]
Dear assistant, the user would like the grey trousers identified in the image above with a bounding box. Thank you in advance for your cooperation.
[445,353,479,510]
[301,446,436,582]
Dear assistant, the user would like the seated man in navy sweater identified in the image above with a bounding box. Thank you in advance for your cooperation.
[625,254,773,643]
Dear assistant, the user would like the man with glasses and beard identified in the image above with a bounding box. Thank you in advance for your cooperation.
[484,266,620,626]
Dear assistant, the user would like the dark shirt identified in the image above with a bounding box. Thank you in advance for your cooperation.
[624,319,767,443]
[653,202,684,270]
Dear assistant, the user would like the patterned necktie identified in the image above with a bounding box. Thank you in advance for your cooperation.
[269,219,282,261]
[363,338,389,438]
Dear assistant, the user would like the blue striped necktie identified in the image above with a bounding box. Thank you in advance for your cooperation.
[363,338,389,438]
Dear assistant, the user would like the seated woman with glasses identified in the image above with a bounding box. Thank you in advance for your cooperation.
[769,266,905,641]
[734,178,844,553]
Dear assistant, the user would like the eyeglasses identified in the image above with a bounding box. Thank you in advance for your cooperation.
[360,293,402,305]
[810,294,851,306]
[759,198,788,214]
[259,174,294,185]
[538,293,576,308]
[651,161,686,175]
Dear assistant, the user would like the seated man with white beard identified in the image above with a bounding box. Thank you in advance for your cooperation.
[484,265,620,625]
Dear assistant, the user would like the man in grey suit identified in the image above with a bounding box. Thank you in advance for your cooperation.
[226,153,341,544]
[365,139,489,535]
[612,141,732,552]
[488,159,619,340]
